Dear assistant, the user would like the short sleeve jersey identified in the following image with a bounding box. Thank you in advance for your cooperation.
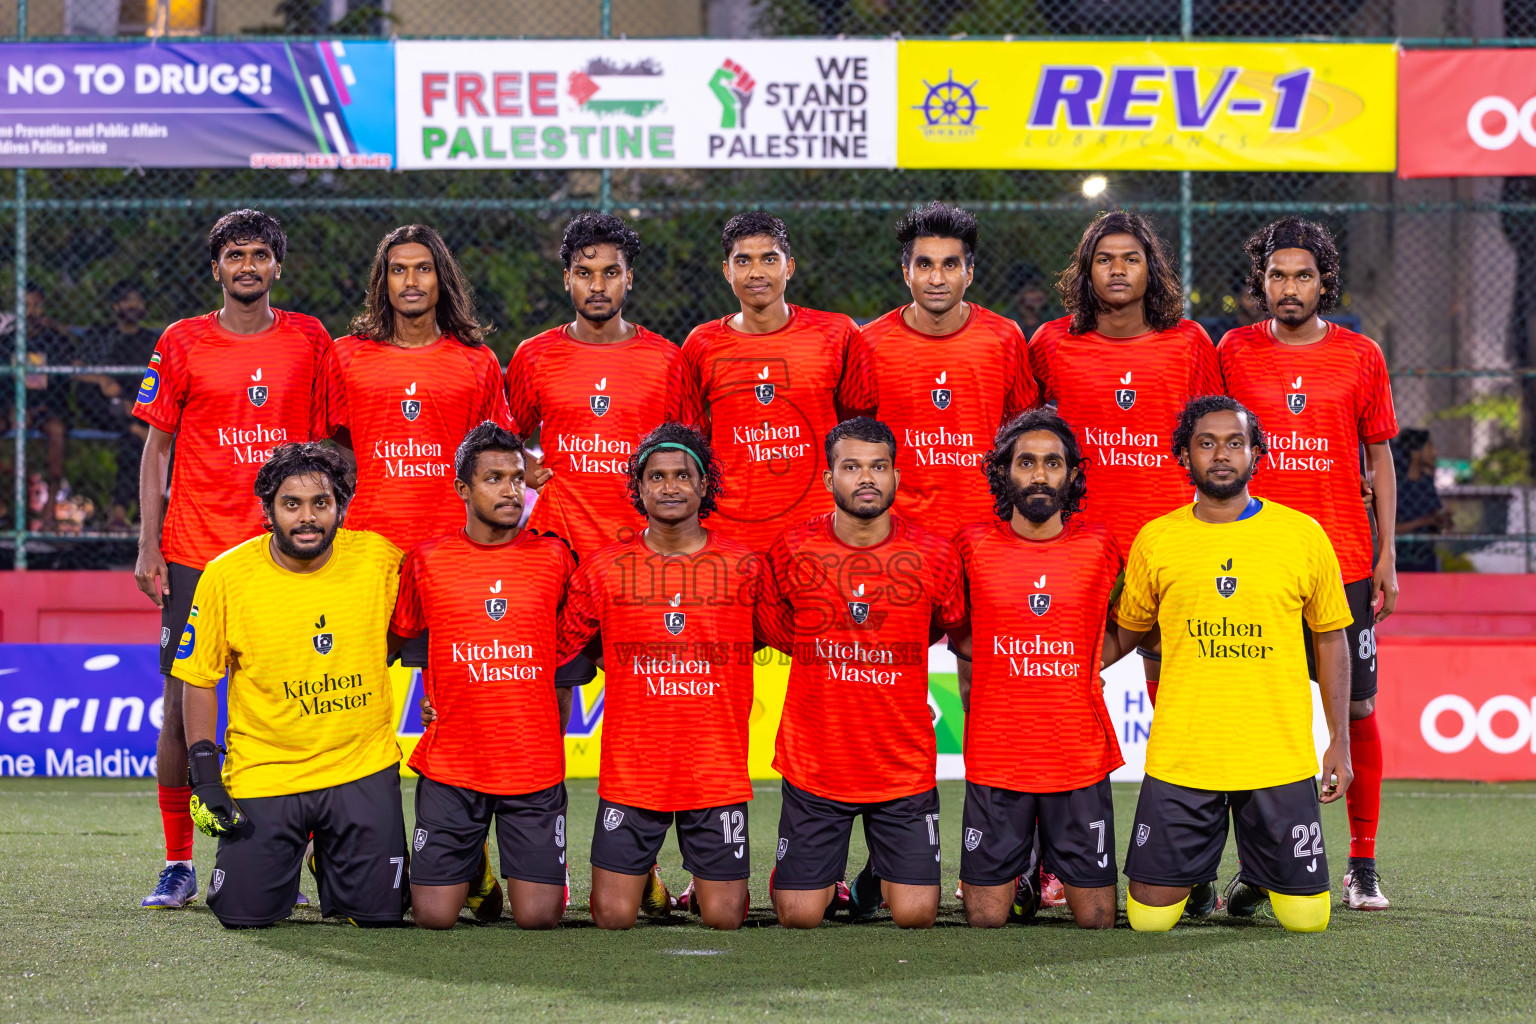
[506,325,680,558]
[557,532,763,811]
[761,513,967,803]
[390,529,574,796]
[862,304,1039,540]
[132,309,330,569]
[1115,501,1353,792]
[1029,316,1221,554]
[1218,321,1398,584]
[671,306,877,554]
[171,529,403,799]
[956,518,1125,793]
[313,334,516,554]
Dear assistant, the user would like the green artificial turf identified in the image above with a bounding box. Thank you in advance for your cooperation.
[0,778,1532,1023]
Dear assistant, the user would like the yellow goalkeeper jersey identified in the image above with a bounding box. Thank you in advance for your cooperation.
[1115,500,1352,791]
[173,529,404,799]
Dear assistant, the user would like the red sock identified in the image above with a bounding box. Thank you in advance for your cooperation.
[1347,714,1382,860]
[158,784,195,862]
[1145,681,1159,706]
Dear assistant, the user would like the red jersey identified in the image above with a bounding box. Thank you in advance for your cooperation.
[761,513,967,803]
[671,306,877,554]
[313,335,516,554]
[391,529,575,795]
[861,303,1038,540]
[506,325,679,559]
[557,532,763,811]
[1218,321,1398,583]
[956,518,1124,793]
[1029,316,1221,554]
[132,309,330,570]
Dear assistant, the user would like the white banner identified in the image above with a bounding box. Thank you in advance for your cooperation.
[395,39,895,170]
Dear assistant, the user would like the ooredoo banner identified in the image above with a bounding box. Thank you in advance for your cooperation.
[1398,49,1536,178]
[393,39,896,169]
[898,40,1396,171]
[0,41,395,168]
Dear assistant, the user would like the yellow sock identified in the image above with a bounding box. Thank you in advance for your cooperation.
[1127,893,1186,932]
[1269,891,1330,933]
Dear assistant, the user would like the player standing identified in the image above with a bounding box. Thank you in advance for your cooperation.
[762,417,967,929]
[391,423,575,930]
[133,210,331,909]
[951,410,1123,929]
[313,224,516,668]
[559,422,762,931]
[1109,396,1353,934]
[177,443,408,928]
[1218,218,1398,911]
[860,202,1039,540]
[672,212,876,555]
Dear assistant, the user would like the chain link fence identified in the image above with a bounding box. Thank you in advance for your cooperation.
[3,0,1533,570]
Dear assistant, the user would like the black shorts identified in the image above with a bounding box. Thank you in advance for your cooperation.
[1305,576,1377,702]
[207,764,407,928]
[591,798,751,881]
[959,777,1117,889]
[1123,775,1329,897]
[411,776,568,887]
[392,631,429,669]
[158,562,202,676]
[773,779,941,890]
[554,654,598,688]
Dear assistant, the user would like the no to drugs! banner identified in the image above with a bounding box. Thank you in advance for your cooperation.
[898,40,1396,172]
[394,39,896,169]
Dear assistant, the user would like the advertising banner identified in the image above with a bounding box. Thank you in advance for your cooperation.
[1378,638,1536,781]
[897,40,1395,171]
[1398,49,1536,178]
[0,41,395,168]
[394,39,895,169]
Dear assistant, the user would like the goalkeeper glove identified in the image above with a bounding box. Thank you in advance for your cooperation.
[187,739,244,838]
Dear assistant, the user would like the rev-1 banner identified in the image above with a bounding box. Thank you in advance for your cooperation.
[0,41,395,168]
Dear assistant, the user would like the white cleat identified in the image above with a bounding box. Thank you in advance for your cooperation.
[1342,865,1390,911]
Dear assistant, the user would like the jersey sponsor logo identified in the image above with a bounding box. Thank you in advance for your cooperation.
[1028,573,1050,616]
[136,367,161,405]
[1215,558,1237,598]
[663,593,686,635]
[1286,375,1307,415]
[964,827,983,851]
[175,624,195,660]
[847,583,870,625]
[160,626,171,648]
[210,868,225,894]
[247,385,268,408]
[1113,370,1136,410]
[414,827,429,852]
[931,369,952,410]
[776,837,788,861]
[603,807,625,831]
[312,614,333,655]
[1136,823,1150,846]
[485,598,507,621]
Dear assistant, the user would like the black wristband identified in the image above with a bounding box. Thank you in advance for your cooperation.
[187,738,223,788]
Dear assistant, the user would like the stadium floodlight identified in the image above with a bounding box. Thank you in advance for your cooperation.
[1081,175,1108,199]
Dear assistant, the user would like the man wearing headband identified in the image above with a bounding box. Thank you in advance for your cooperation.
[557,422,766,930]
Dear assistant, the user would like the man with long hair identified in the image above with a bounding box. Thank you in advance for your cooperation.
[177,442,408,928]
[672,211,877,555]
[861,202,1039,540]
[1106,396,1353,935]
[949,409,1124,930]
[1218,217,1399,912]
[132,209,331,910]
[313,223,517,666]
[558,422,763,931]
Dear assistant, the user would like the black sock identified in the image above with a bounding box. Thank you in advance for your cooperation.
[1348,855,1376,872]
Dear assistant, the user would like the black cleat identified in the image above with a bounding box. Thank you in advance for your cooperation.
[847,860,882,921]
[1222,874,1272,920]
[1185,880,1221,919]
[1008,873,1041,923]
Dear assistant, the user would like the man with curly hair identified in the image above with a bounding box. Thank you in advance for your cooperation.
[1217,217,1398,912]
[948,409,1125,930]
[1107,396,1354,934]
[555,422,765,930]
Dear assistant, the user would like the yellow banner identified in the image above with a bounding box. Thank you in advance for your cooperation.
[897,41,1395,171]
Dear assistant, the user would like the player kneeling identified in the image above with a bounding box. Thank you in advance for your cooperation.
[178,443,408,928]
[392,423,576,930]
[1108,396,1353,934]
[951,410,1124,929]
[558,423,764,930]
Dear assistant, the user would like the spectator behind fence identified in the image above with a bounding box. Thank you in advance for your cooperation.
[1393,428,1448,572]
[1,282,70,527]
[78,281,163,529]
